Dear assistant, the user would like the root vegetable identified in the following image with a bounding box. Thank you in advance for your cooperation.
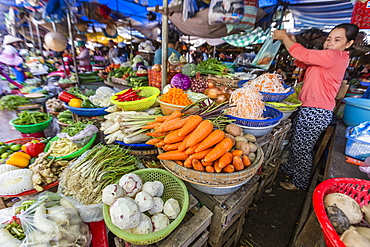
[148,197,164,215]
[163,198,181,219]
[340,226,370,247]
[324,193,362,224]
[225,124,242,137]
[124,133,150,144]
[110,197,140,229]
[354,227,370,241]
[248,142,257,153]
[235,136,248,143]
[142,181,164,197]
[102,184,125,205]
[151,213,169,232]
[326,205,350,235]
[361,204,370,223]
[235,141,250,155]
[244,134,257,142]
[248,152,256,162]
[131,213,153,234]
[135,191,154,212]
[34,204,57,233]
[119,174,142,197]
[224,133,236,146]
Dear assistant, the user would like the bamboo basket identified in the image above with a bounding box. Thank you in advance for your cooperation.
[160,144,263,187]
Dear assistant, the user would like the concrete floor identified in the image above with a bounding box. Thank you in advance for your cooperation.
[0,110,22,141]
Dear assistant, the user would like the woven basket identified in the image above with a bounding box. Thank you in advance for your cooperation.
[103,168,189,245]
[206,75,240,89]
[160,144,263,186]
[111,77,128,86]
[313,177,370,247]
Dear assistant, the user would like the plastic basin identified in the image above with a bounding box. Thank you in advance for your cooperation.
[237,121,280,137]
[342,98,370,126]
[157,98,198,116]
[9,117,53,134]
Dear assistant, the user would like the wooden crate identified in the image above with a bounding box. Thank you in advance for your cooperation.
[187,176,259,247]
[0,197,19,209]
[115,194,213,247]
[257,119,292,164]
[253,158,282,203]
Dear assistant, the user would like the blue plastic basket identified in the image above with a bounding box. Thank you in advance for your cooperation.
[345,127,370,161]
[237,80,250,88]
[64,103,109,117]
[226,106,283,127]
[114,140,154,150]
[260,85,294,102]
[360,81,370,87]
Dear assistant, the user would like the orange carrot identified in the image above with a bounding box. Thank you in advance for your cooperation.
[164,110,182,123]
[146,131,168,137]
[178,135,192,152]
[231,150,243,157]
[157,140,165,148]
[205,165,215,173]
[155,115,169,123]
[155,117,189,133]
[192,159,205,171]
[145,121,158,125]
[142,123,161,129]
[146,138,161,145]
[164,129,186,144]
[175,160,184,166]
[190,148,213,160]
[242,155,251,167]
[186,120,213,147]
[157,151,189,160]
[201,161,213,166]
[160,87,193,106]
[233,156,244,171]
[214,160,222,173]
[222,164,235,173]
[185,143,200,155]
[165,142,183,151]
[218,152,233,169]
[178,115,203,137]
[184,157,194,168]
[195,129,225,153]
[203,138,234,163]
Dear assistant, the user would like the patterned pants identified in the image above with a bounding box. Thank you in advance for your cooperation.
[281,107,333,190]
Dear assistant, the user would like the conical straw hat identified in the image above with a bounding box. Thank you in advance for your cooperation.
[44,31,68,52]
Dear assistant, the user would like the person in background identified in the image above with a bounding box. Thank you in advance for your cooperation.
[275,67,287,80]
[186,46,196,63]
[273,23,359,191]
[202,48,210,61]
[75,41,92,72]
[117,42,128,63]
[1,35,25,83]
[108,40,120,65]
[154,28,181,65]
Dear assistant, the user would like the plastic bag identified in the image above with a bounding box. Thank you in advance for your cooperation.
[251,36,281,70]
[348,121,370,143]
[0,191,91,246]
[208,0,244,25]
[359,157,370,179]
[58,151,104,222]
[57,124,98,147]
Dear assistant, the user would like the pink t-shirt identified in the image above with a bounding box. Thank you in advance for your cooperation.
[289,43,350,111]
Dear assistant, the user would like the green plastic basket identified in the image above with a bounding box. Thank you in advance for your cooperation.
[265,96,302,111]
[44,133,97,160]
[9,117,53,134]
[110,86,160,111]
[103,168,189,245]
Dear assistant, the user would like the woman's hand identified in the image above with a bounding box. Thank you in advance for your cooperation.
[273,29,288,40]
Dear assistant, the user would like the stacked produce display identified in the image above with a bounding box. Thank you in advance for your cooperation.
[0,57,304,245]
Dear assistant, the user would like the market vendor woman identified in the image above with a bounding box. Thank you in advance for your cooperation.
[273,23,359,191]
[76,41,92,72]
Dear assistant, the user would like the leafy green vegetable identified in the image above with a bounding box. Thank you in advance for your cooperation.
[61,121,92,137]
[196,58,231,76]
[0,95,31,111]
[13,111,50,125]
[182,63,197,77]
[67,87,88,100]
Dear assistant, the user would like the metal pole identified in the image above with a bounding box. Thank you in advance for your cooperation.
[28,21,36,52]
[35,23,43,54]
[67,10,80,87]
[51,22,57,32]
[21,26,27,47]
[161,0,168,91]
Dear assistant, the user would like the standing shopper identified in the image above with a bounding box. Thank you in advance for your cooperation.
[153,28,181,65]
[75,41,92,72]
[273,23,359,191]
[1,35,25,83]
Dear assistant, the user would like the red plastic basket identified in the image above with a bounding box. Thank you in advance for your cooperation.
[4,137,42,145]
[312,177,370,247]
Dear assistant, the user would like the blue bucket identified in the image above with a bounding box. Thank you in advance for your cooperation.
[342,98,370,126]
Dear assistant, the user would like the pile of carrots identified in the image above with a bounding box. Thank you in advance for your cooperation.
[159,88,193,106]
[105,64,121,73]
[144,110,251,173]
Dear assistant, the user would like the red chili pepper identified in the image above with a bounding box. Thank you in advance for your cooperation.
[26,142,46,157]
[58,91,77,103]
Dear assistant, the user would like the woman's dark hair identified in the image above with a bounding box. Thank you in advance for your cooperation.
[332,23,359,42]
[54,61,61,66]
[168,29,180,44]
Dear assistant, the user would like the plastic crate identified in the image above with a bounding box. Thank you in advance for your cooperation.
[226,106,283,127]
[148,70,178,90]
[260,85,295,102]
[345,127,370,161]
[313,177,370,247]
